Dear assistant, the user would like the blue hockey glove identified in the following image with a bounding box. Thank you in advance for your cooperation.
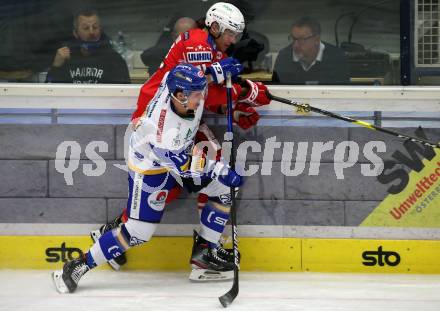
[210,160,244,187]
[205,57,243,84]
[167,150,190,172]
[149,144,190,173]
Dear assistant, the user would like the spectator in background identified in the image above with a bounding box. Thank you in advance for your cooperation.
[272,16,349,85]
[46,9,130,84]
[140,17,197,74]
[0,0,74,82]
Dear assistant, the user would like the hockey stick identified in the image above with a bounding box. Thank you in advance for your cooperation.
[268,93,440,149]
[219,72,239,308]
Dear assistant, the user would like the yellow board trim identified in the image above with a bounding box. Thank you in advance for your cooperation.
[302,238,440,274]
[1,236,439,274]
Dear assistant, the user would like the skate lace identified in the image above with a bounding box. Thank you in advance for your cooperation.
[216,245,231,258]
[102,218,120,233]
[71,262,89,284]
[211,248,228,263]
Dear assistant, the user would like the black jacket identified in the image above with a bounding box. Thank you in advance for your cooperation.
[272,42,349,85]
[46,35,130,84]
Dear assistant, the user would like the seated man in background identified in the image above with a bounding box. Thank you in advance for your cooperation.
[272,16,349,85]
[46,9,130,84]
[140,17,197,74]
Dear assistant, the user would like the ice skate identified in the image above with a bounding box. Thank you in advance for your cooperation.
[52,256,90,293]
[90,216,127,270]
[189,230,235,282]
[216,235,241,264]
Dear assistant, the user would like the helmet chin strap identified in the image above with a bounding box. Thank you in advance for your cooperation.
[209,26,222,39]
[171,94,195,117]
[208,23,223,39]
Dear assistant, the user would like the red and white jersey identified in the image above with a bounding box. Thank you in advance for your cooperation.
[129,72,203,174]
[132,28,239,121]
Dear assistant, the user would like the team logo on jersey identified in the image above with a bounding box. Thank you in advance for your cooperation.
[216,51,223,60]
[187,52,212,63]
[148,190,168,211]
[134,151,144,160]
[172,122,182,147]
[185,128,193,140]
[172,135,181,148]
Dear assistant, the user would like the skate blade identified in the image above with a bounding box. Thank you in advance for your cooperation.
[189,269,233,282]
[91,229,121,271]
[52,270,70,294]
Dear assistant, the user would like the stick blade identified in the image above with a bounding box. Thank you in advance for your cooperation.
[219,284,238,308]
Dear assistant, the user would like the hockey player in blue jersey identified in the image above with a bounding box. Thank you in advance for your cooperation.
[52,63,244,294]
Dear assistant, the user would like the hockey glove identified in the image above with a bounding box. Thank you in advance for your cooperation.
[205,57,243,85]
[238,79,271,107]
[210,160,244,188]
[233,102,260,130]
[149,144,190,174]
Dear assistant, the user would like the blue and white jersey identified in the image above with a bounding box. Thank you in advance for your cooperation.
[128,72,204,175]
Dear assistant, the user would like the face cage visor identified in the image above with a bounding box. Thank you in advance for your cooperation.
[171,87,208,110]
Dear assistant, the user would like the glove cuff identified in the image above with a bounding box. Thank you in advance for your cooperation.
[238,79,258,106]
[206,63,224,84]
[211,160,228,180]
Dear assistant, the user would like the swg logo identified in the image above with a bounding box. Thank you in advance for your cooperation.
[108,245,122,258]
[378,127,435,194]
[207,211,228,226]
[45,242,83,263]
[362,246,401,267]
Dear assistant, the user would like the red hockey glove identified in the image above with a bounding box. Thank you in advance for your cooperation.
[238,79,271,107]
[233,102,260,130]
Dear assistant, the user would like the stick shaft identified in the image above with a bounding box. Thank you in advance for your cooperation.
[269,94,440,149]
[219,72,239,307]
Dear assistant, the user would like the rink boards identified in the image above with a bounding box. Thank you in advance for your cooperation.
[1,235,439,274]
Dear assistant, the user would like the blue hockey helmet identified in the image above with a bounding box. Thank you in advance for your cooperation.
[166,63,207,100]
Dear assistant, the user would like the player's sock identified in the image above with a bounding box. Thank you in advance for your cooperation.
[90,212,127,269]
[88,226,130,267]
[196,194,237,263]
[199,202,230,244]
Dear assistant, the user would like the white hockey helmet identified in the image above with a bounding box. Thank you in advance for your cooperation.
[205,2,245,34]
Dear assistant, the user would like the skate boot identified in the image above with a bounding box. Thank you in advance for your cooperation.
[191,230,240,264]
[90,215,127,270]
[52,256,90,293]
[189,230,235,282]
[216,235,241,264]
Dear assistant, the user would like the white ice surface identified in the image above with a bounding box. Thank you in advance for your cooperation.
[1,270,440,311]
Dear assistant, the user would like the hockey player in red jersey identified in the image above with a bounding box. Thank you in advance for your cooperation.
[90,2,271,275]
[132,1,270,127]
